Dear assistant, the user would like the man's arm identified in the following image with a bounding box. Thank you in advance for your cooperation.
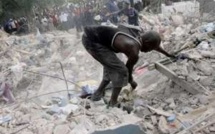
[126,53,139,89]
[155,46,176,58]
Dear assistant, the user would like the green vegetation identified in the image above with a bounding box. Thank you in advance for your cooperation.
[0,0,65,22]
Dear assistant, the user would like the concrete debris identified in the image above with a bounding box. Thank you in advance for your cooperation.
[61,104,79,115]
[158,116,169,134]
[151,116,157,125]
[197,41,211,50]
[0,1,215,134]
[196,60,214,76]
[171,15,184,27]
[209,126,215,132]
[147,105,172,117]
[200,50,215,58]
[46,105,62,115]
[53,124,71,134]
[161,1,200,17]
[69,97,79,104]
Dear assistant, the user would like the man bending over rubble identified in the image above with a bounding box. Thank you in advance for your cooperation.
[82,25,175,107]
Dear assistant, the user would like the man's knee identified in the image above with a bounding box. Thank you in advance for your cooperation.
[120,65,128,77]
[112,66,129,87]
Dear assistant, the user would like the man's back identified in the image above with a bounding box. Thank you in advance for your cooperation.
[84,26,119,49]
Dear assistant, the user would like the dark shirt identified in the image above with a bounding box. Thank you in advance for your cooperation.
[84,26,119,49]
[106,0,119,13]
[123,8,138,18]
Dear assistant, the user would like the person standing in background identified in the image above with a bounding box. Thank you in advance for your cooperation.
[106,0,120,24]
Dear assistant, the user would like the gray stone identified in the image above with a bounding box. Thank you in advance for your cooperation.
[51,96,68,107]
[181,107,193,114]
[46,105,62,115]
[169,101,176,109]
[196,95,209,105]
[151,116,157,125]
[20,131,34,134]
[19,104,31,114]
[165,98,174,104]
[203,128,211,134]
[41,113,53,121]
[158,116,169,134]
[61,104,79,115]
[199,76,213,86]
[145,122,154,130]
[69,97,79,104]
[53,124,71,134]
[189,72,200,81]
[196,60,213,76]
[44,123,55,134]
[189,97,199,105]
[134,107,152,117]
[133,99,145,107]
[36,119,48,126]
[165,98,176,109]
[209,126,215,132]
[95,115,109,124]
[200,50,215,58]
[20,114,31,122]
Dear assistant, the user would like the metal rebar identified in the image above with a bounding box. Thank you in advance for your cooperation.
[59,62,70,100]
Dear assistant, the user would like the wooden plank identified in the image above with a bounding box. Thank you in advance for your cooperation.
[148,58,176,70]
[154,62,199,94]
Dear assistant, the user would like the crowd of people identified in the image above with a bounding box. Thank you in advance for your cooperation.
[0,0,153,35]
[33,0,147,34]
[1,17,29,35]
[0,0,182,35]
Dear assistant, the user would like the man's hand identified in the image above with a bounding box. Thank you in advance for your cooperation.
[169,54,177,59]
[130,80,138,90]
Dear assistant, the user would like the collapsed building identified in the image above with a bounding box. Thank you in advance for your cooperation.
[0,1,215,134]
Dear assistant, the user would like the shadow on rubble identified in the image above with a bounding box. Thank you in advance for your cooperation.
[92,124,146,134]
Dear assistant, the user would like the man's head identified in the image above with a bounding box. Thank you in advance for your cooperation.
[140,31,162,52]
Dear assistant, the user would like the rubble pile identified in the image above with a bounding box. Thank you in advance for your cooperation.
[0,29,144,134]
[133,6,215,134]
[0,97,142,134]
[0,1,215,133]
[0,29,103,100]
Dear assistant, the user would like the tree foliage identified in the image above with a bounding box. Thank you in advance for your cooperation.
[0,0,65,22]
